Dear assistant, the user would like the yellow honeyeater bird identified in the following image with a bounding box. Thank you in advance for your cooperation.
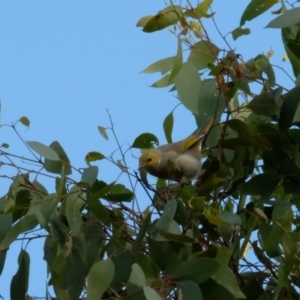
[138,118,214,183]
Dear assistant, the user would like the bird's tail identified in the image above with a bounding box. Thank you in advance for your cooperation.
[196,117,214,138]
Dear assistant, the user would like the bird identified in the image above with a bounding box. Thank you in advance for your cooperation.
[138,117,214,183]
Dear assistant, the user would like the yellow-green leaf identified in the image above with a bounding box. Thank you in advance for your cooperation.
[85,151,105,164]
[97,126,108,140]
[19,116,30,127]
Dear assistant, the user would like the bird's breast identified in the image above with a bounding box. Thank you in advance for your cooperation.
[176,153,202,180]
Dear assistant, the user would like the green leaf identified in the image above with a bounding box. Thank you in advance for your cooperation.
[51,245,86,299]
[102,184,134,202]
[143,286,163,300]
[174,61,201,114]
[259,223,282,258]
[188,41,219,70]
[213,266,246,298]
[1,142,9,148]
[215,246,230,266]
[219,212,242,226]
[132,133,159,149]
[19,116,30,127]
[143,6,182,33]
[87,258,114,299]
[112,250,136,283]
[163,111,174,144]
[248,92,277,116]
[254,56,276,87]
[266,7,300,28]
[196,78,225,125]
[134,252,157,279]
[231,27,250,40]
[86,191,110,225]
[141,57,174,75]
[97,126,109,140]
[226,119,250,135]
[261,224,284,251]
[239,174,281,197]
[242,277,265,300]
[155,199,177,231]
[148,238,167,270]
[159,231,193,243]
[279,85,300,132]
[174,198,188,226]
[169,36,183,81]
[34,193,58,231]
[282,27,300,77]
[65,186,85,236]
[200,278,236,300]
[44,141,72,175]
[129,263,146,287]
[81,166,98,186]
[85,151,105,164]
[10,249,30,300]
[240,0,277,26]
[132,212,152,252]
[173,258,220,283]
[84,219,105,270]
[27,140,60,161]
[177,280,203,300]
[136,15,153,28]
[286,29,300,61]
[151,73,173,88]
[0,214,11,275]
[188,197,207,212]
[185,0,213,19]
[0,214,38,250]
[127,283,144,300]
[206,214,230,226]
[100,223,126,257]
[12,189,31,223]
[282,232,300,275]
[273,264,290,299]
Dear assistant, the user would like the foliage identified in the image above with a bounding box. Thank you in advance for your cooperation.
[1,0,300,299]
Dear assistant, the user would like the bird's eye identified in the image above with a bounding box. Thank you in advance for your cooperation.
[147,158,152,162]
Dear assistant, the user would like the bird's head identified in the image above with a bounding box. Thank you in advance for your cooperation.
[139,149,160,170]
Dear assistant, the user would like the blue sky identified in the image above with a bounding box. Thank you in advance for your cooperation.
[0,0,294,298]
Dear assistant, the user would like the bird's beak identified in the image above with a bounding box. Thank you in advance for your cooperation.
[138,163,145,170]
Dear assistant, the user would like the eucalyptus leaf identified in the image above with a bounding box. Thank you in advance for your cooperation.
[279,85,300,132]
[27,141,60,161]
[173,258,220,283]
[177,280,203,300]
[141,56,174,75]
[132,133,159,149]
[87,258,114,299]
[175,61,201,114]
[188,41,219,70]
[239,174,281,197]
[155,199,177,231]
[143,286,163,300]
[10,249,30,300]
[81,166,98,186]
[240,0,277,26]
[163,111,174,144]
[231,27,250,40]
[44,141,72,175]
[266,7,300,28]
[129,263,146,287]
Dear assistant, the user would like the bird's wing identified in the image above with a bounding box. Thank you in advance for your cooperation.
[194,117,214,138]
[183,117,214,151]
